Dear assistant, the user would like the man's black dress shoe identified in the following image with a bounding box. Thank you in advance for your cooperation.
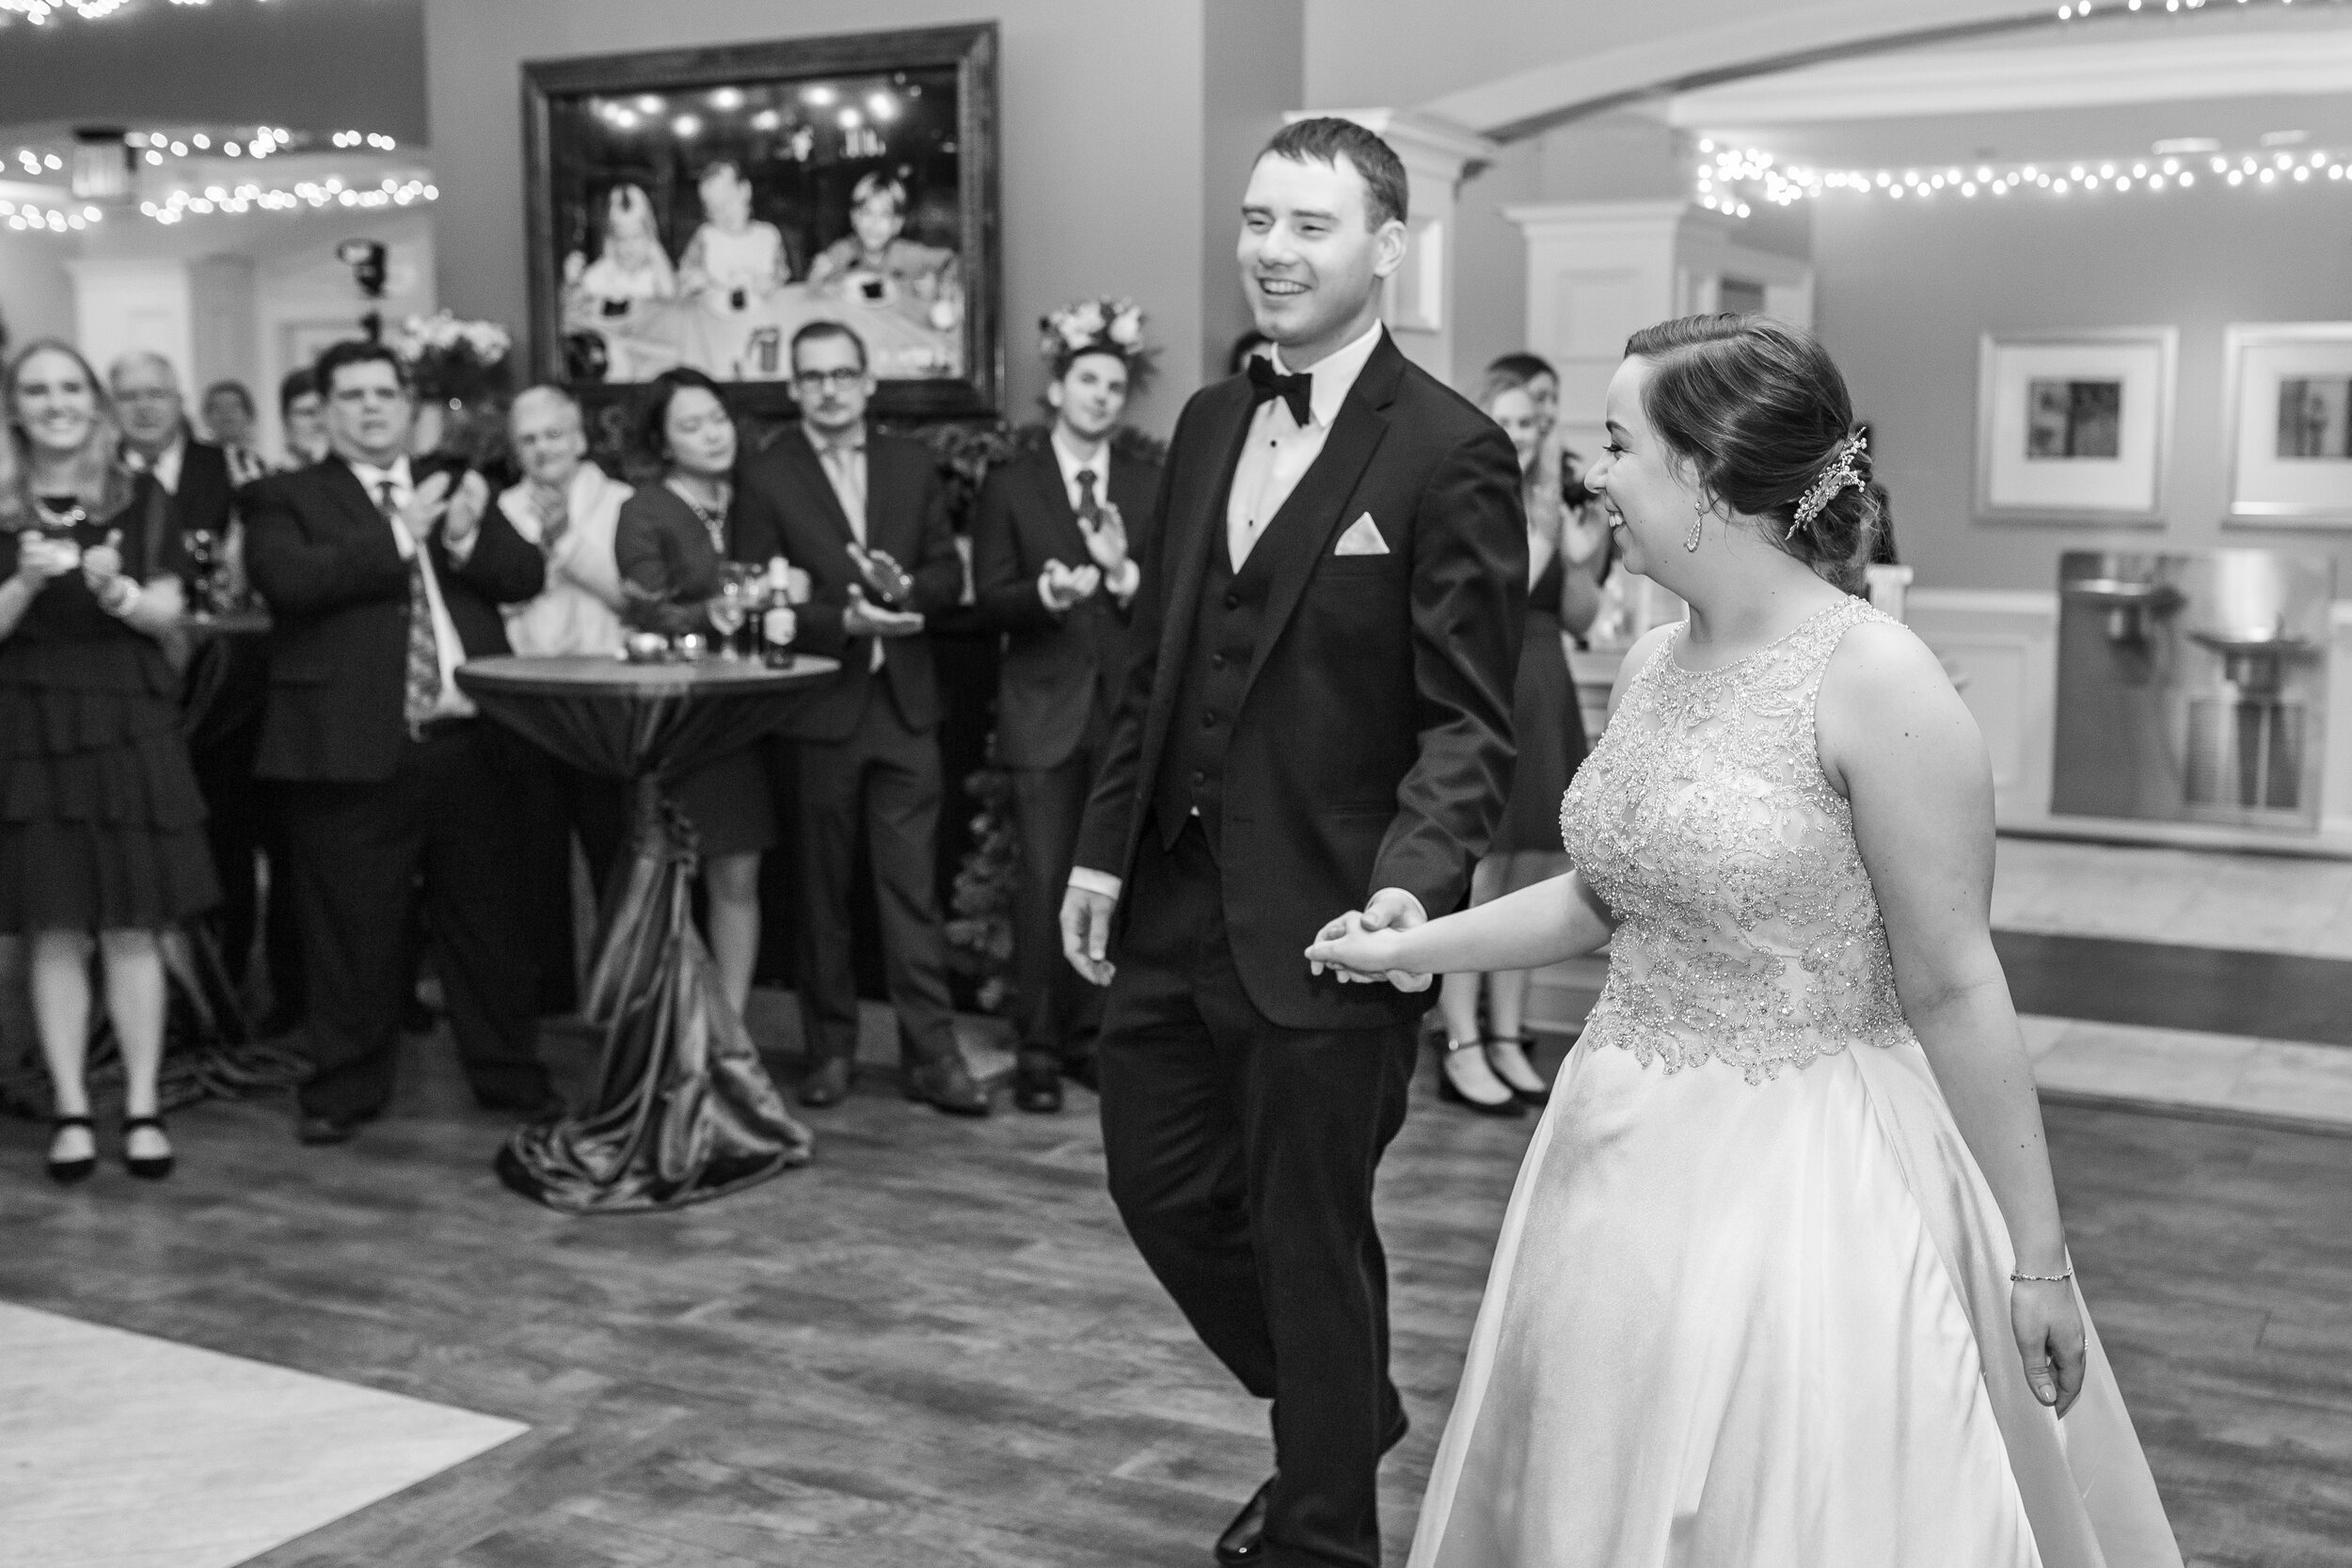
[903,1053,991,1117]
[294,1113,361,1146]
[1216,1473,1277,1566]
[798,1057,852,1108]
[1013,1060,1063,1114]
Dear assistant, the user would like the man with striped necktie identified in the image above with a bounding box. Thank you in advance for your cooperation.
[243,340,554,1147]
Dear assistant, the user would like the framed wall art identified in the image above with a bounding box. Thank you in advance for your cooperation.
[522,23,1001,420]
[2224,322,2352,529]
[1974,326,2175,526]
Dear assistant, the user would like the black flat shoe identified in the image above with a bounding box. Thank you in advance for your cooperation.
[1215,1473,1277,1566]
[798,1057,852,1108]
[1437,1039,1523,1117]
[1485,1034,1552,1108]
[1013,1061,1063,1114]
[46,1115,96,1185]
[121,1115,174,1180]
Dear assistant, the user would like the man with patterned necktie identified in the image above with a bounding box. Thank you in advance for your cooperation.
[243,340,555,1146]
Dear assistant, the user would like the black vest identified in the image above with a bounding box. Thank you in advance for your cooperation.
[1154,531,1273,853]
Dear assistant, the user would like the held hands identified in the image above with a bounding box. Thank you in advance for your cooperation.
[1305,888,1432,991]
[1039,557,1103,611]
[2010,1278,2088,1418]
[1060,883,1117,986]
[842,583,925,639]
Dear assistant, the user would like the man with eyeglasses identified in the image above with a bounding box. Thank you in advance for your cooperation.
[736,321,986,1116]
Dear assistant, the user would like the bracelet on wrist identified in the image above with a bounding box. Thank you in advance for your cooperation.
[2009,1266,2073,1284]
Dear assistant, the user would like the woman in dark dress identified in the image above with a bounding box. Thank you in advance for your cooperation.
[1,341,215,1181]
[612,369,784,1019]
[1431,367,1605,1116]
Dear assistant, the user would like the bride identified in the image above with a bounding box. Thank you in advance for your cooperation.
[1309,315,2182,1567]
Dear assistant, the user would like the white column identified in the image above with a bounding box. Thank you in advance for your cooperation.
[1293,107,1497,382]
[1502,199,1733,463]
[65,257,195,393]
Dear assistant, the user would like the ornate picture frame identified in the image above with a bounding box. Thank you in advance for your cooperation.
[522,24,1002,423]
[2224,322,2352,530]
[1974,326,2176,527]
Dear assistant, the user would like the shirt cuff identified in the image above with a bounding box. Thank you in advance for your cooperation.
[1068,866,1122,902]
[1108,559,1141,602]
[1038,572,1064,613]
[1371,887,1427,925]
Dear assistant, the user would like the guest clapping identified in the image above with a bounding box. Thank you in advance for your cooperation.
[973,316,1159,1112]
[243,341,555,1145]
[1,341,216,1182]
[501,387,634,1008]
[612,370,779,1017]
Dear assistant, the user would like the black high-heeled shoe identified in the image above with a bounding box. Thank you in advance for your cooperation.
[1436,1038,1523,1118]
[1485,1034,1552,1108]
[46,1115,97,1185]
[121,1115,174,1180]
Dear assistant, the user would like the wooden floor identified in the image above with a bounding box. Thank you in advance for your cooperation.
[0,1027,2346,1568]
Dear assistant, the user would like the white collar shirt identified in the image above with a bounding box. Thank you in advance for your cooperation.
[1050,428,1112,516]
[1225,318,1386,571]
[498,462,630,657]
[142,433,187,497]
[348,455,473,720]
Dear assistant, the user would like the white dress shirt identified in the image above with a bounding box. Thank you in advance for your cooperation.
[1068,318,1425,935]
[808,422,889,671]
[350,456,475,721]
[1226,318,1386,571]
[1046,428,1139,606]
[136,432,187,497]
[498,461,629,657]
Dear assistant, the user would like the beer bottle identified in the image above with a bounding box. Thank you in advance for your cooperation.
[761,556,797,670]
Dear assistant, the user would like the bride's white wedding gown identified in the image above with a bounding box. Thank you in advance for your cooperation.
[1409,597,2182,1568]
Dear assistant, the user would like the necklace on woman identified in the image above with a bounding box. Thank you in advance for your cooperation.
[32,494,88,531]
[666,477,729,555]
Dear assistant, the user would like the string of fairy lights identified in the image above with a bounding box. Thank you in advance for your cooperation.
[1696,139,2348,214]
[2,123,428,231]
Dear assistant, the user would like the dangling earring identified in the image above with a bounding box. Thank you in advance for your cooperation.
[1685,499,1707,553]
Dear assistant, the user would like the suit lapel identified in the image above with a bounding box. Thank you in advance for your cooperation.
[1027,447,1089,564]
[323,458,389,543]
[1239,343,1405,696]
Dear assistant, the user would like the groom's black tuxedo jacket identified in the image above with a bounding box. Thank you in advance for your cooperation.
[1074,330,1526,1030]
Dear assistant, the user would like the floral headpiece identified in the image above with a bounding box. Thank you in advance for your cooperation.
[1040,296,1154,388]
[1793,432,1867,531]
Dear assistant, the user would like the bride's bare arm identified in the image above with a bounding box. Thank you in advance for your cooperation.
[1308,868,1615,978]
[1819,619,2086,1416]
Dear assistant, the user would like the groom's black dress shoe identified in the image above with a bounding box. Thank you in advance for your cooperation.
[1013,1061,1063,1114]
[1215,1474,1277,1566]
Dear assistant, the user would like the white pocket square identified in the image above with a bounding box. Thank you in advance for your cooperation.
[1333,514,1390,557]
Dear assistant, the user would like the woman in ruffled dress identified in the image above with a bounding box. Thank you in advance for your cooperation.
[1311,316,2180,1566]
[1,341,215,1183]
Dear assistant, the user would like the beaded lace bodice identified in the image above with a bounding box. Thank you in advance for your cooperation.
[1561,595,1914,1083]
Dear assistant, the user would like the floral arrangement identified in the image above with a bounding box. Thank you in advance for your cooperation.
[1039,295,1154,387]
[389,310,515,405]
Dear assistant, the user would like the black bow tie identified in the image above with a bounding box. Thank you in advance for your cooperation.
[1247,354,1314,427]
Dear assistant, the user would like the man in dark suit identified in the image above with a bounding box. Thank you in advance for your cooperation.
[737,321,989,1117]
[109,351,304,1031]
[243,340,555,1144]
[973,344,1159,1113]
[1060,120,1526,1568]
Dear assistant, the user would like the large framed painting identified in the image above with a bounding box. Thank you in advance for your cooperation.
[2224,322,2352,529]
[522,24,1001,421]
[1974,327,2175,526]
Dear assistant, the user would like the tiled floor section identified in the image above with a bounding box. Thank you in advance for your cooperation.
[0,1304,524,1568]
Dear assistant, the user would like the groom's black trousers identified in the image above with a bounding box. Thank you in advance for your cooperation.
[1097,817,1417,1568]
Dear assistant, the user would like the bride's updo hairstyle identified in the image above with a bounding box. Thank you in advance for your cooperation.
[1623,314,1881,594]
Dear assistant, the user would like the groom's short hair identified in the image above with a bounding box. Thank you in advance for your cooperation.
[1260,118,1408,230]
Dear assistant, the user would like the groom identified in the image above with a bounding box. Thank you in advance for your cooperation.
[1061,119,1526,1568]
